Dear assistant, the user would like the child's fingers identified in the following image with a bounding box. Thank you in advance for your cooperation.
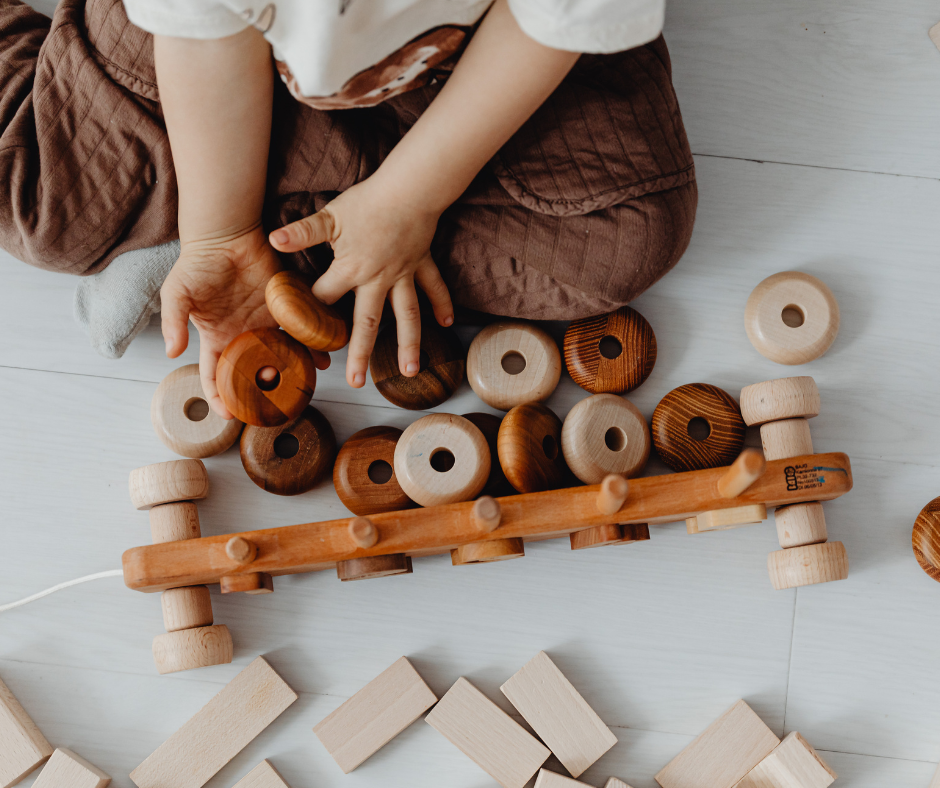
[389,278,422,377]
[269,209,336,253]
[310,264,352,306]
[160,283,192,358]
[415,257,454,328]
[198,340,234,420]
[346,284,386,388]
[311,350,331,371]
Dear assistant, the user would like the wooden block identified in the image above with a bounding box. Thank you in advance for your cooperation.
[651,384,746,472]
[734,731,836,788]
[570,523,649,550]
[151,625,233,675]
[500,651,616,777]
[333,426,413,516]
[265,270,350,352]
[654,699,780,788]
[534,770,595,788]
[564,306,657,395]
[313,656,437,773]
[240,406,336,496]
[336,554,413,581]
[739,377,820,427]
[394,413,490,507]
[931,21,940,52]
[744,272,839,365]
[130,460,209,510]
[220,573,274,595]
[231,760,291,788]
[561,394,650,484]
[131,657,297,788]
[717,449,766,499]
[760,419,813,462]
[498,403,568,493]
[767,542,848,589]
[0,677,53,788]
[605,779,636,788]
[774,502,827,548]
[425,677,550,788]
[451,538,524,564]
[467,320,561,411]
[689,504,767,533]
[149,502,201,543]
[161,586,213,632]
[32,748,110,788]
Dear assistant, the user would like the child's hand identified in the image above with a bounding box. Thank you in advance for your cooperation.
[269,176,454,388]
[160,226,331,418]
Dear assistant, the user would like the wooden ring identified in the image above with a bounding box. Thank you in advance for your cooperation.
[913,497,940,583]
[498,403,568,493]
[265,270,350,351]
[370,319,465,410]
[564,306,657,394]
[337,554,413,581]
[651,384,746,472]
[767,542,848,589]
[561,393,650,484]
[333,426,413,516]
[461,413,515,497]
[745,271,840,365]
[130,460,209,510]
[151,364,244,458]
[217,328,317,427]
[240,406,336,496]
[451,538,524,564]
[220,573,274,594]
[151,625,233,675]
[739,376,820,426]
[570,523,650,551]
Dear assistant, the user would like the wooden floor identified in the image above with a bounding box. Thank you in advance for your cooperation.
[2,1,940,786]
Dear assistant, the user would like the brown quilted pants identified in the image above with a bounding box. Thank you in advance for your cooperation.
[0,0,697,319]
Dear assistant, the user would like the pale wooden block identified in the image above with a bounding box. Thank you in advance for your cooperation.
[734,732,836,788]
[533,769,595,788]
[604,779,636,788]
[931,760,940,788]
[654,699,780,788]
[500,651,616,777]
[930,22,940,53]
[313,656,437,773]
[0,677,53,788]
[130,657,297,788]
[231,760,291,788]
[425,677,549,788]
[32,748,110,788]
[689,504,768,534]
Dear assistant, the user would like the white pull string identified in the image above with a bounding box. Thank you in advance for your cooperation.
[0,569,125,613]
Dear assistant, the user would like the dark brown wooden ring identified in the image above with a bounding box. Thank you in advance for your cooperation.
[564,306,657,394]
[333,426,414,515]
[651,383,746,472]
[337,554,413,582]
[369,319,465,410]
[461,413,515,498]
[240,406,337,496]
[217,327,317,427]
[913,497,940,583]
[497,402,569,493]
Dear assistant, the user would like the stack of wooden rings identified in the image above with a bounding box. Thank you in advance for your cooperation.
[739,376,849,588]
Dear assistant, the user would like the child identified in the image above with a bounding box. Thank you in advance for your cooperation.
[0,0,696,417]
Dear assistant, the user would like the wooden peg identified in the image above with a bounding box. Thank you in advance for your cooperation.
[31,748,110,788]
[687,504,767,533]
[336,555,412,581]
[767,542,848,589]
[739,376,820,427]
[451,538,524,565]
[472,496,502,532]
[151,625,234,675]
[161,586,213,632]
[348,516,379,548]
[220,573,273,595]
[735,731,836,788]
[718,449,766,498]
[226,536,258,565]
[265,270,350,351]
[760,418,813,461]
[745,271,839,365]
[563,305,657,395]
[596,474,629,515]
[333,426,413,516]
[498,403,568,493]
[232,761,292,788]
[774,502,827,548]
[149,502,201,544]
[0,676,53,787]
[570,523,649,550]
[467,320,561,411]
[130,460,209,510]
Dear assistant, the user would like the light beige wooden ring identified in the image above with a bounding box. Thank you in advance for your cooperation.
[394,414,490,507]
[740,376,820,426]
[774,501,827,548]
[149,502,201,543]
[767,542,848,589]
[760,418,813,461]
[130,460,209,510]
[161,586,213,632]
[451,538,525,564]
[467,321,561,411]
[561,394,650,484]
[151,364,244,458]
[745,271,840,365]
[151,625,233,674]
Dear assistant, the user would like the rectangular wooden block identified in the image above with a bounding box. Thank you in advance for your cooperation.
[605,779,636,788]
[313,656,437,773]
[32,749,110,788]
[689,504,768,534]
[130,657,297,788]
[232,760,291,788]
[425,677,550,788]
[534,769,595,788]
[500,651,616,777]
[0,677,53,788]
[655,700,780,788]
[734,732,836,788]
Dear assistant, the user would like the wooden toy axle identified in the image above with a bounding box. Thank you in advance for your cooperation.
[123,452,852,593]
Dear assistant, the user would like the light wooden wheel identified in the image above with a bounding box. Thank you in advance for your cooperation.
[570,523,650,550]
[467,321,561,411]
[161,586,213,632]
[337,554,413,581]
[739,376,820,426]
[151,625,233,675]
[394,414,490,507]
[767,542,848,589]
[760,418,813,461]
[451,538,525,564]
[130,460,209,510]
[561,394,650,484]
[745,271,840,365]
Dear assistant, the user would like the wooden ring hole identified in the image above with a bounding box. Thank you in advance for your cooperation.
[500,351,527,375]
[367,459,394,484]
[542,434,558,460]
[255,365,281,391]
[687,417,711,442]
[598,335,623,359]
[782,304,805,327]
[273,433,300,459]
[604,426,627,452]
[183,397,210,422]
[430,448,456,473]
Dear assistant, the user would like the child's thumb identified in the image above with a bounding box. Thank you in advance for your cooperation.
[160,285,191,359]
[269,209,336,253]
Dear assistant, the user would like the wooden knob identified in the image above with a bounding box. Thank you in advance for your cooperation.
[760,418,813,461]
[220,572,274,594]
[161,586,213,632]
[775,502,827,548]
[369,319,465,410]
[333,426,414,516]
[596,474,629,516]
[466,321,561,411]
[394,414,490,507]
[461,413,515,498]
[240,405,336,496]
[561,394,650,484]
[570,523,649,551]
[225,536,258,564]
[745,271,840,365]
[651,383,746,472]
[337,554,412,582]
[151,625,233,675]
[913,497,940,583]
[130,460,209,510]
[767,542,848,589]
[717,449,766,498]
[739,376,820,427]
[564,306,657,394]
[265,271,350,351]
[149,502,201,543]
[451,538,524,565]
[497,403,568,493]
[472,496,502,533]
[348,516,379,548]
[216,327,317,427]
